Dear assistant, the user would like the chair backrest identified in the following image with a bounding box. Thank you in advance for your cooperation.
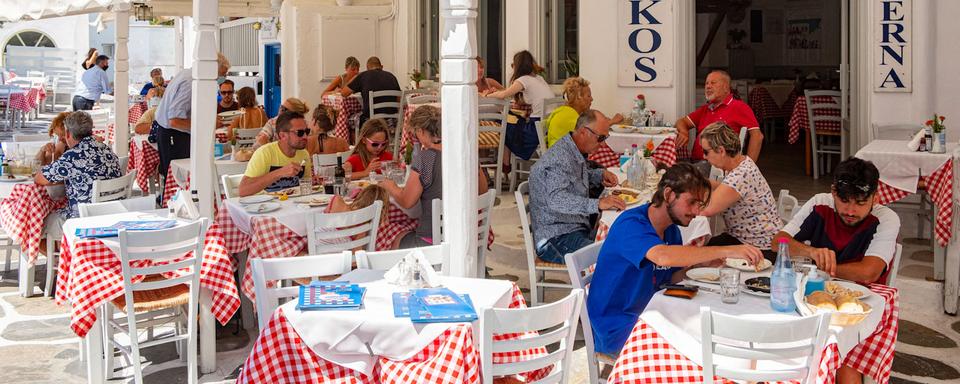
[700,308,832,383]
[312,151,351,168]
[250,251,353,329]
[12,133,49,142]
[78,195,158,217]
[515,182,538,273]
[872,123,921,141]
[116,219,208,319]
[220,174,244,200]
[564,241,604,381]
[306,200,383,254]
[430,189,497,273]
[88,108,111,129]
[542,96,566,118]
[886,243,903,287]
[368,89,403,121]
[234,128,261,148]
[534,120,547,157]
[479,288,583,384]
[117,155,129,173]
[91,171,137,203]
[356,243,449,274]
[478,97,510,133]
[777,189,800,224]
[803,90,842,132]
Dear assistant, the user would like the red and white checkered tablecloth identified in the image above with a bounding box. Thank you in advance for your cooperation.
[0,183,67,265]
[238,283,550,384]
[4,89,32,112]
[322,95,364,141]
[748,87,790,122]
[128,102,148,125]
[161,166,183,207]
[875,159,955,246]
[587,138,679,169]
[128,138,159,193]
[94,123,117,146]
[607,284,899,384]
[55,230,241,338]
[788,95,842,145]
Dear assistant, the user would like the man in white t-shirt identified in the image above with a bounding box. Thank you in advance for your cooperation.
[773,157,900,285]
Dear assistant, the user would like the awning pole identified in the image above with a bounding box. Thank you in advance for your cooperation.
[113,5,130,157]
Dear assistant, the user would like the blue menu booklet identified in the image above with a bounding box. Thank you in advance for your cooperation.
[392,291,475,319]
[296,281,366,311]
[75,220,179,238]
[397,287,478,323]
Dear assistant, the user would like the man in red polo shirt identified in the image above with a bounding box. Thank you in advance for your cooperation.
[675,70,763,168]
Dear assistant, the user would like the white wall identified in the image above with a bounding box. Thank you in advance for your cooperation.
[0,15,89,67]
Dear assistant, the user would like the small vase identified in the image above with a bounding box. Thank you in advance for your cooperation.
[931,131,947,153]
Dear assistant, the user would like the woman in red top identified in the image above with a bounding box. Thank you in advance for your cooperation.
[347,118,394,179]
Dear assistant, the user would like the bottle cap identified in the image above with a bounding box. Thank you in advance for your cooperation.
[778,238,788,244]
[807,265,818,276]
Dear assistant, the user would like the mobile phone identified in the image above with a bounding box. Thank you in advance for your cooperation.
[661,284,698,292]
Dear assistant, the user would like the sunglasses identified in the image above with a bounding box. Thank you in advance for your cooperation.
[219,90,234,95]
[583,126,608,142]
[290,129,309,137]
[365,138,388,148]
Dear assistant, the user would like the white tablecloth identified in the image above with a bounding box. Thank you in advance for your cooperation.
[223,195,331,237]
[283,273,514,376]
[606,130,676,154]
[61,210,180,253]
[640,278,885,369]
[855,140,959,193]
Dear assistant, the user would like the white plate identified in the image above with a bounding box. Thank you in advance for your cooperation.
[725,258,772,272]
[239,195,275,204]
[294,196,332,207]
[609,187,644,206]
[742,286,771,297]
[825,280,870,299]
[610,124,636,133]
[0,175,29,182]
[218,110,244,119]
[685,267,721,284]
[244,202,282,214]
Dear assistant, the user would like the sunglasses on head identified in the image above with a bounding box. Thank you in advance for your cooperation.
[365,138,388,148]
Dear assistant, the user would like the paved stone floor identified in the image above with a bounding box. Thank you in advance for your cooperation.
[0,119,957,382]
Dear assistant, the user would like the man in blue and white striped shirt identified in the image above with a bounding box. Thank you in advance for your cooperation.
[73,55,112,111]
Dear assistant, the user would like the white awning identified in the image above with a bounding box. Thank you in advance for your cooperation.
[0,0,278,22]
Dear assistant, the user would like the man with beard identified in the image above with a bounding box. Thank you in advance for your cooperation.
[238,111,313,197]
[586,162,763,355]
[73,55,113,111]
[773,157,899,284]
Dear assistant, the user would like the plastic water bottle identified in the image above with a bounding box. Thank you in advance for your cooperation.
[804,265,826,294]
[770,238,797,312]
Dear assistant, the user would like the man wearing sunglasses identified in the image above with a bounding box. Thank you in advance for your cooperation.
[217,79,238,114]
[238,111,313,197]
[528,109,624,264]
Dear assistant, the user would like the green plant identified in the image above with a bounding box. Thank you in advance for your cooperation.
[560,53,579,78]
[426,59,439,79]
[409,69,425,83]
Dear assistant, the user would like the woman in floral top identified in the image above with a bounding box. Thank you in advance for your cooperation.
[697,121,781,260]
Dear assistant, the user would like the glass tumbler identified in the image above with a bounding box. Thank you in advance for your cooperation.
[719,267,741,304]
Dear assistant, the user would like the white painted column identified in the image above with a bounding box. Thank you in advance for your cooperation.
[174,17,185,72]
[113,7,130,157]
[190,0,219,374]
[440,0,480,278]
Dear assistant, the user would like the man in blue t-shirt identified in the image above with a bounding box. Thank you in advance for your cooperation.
[587,163,764,355]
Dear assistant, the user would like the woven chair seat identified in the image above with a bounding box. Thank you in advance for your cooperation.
[111,275,190,313]
[534,259,567,269]
[597,352,618,365]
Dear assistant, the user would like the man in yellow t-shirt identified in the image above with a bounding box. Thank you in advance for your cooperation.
[239,111,313,197]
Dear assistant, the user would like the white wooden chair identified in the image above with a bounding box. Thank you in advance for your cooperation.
[700,307,832,384]
[365,89,403,145]
[509,120,548,192]
[305,200,382,255]
[542,97,566,119]
[0,229,20,273]
[478,288,583,384]
[430,189,497,275]
[117,155,129,173]
[103,219,209,384]
[234,128,261,149]
[312,151,352,177]
[804,90,843,179]
[871,124,934,241]
[516,181,572,306]
[356,243,449,274]
[12,133,49,142]
[91,171,137,203]
[78,195,158,218]
[777,189,800,225]
[887,244,903,288]
[564,242,616,384]
[250,251,353,329]
[220,174,244,200]
[477,97,509,190]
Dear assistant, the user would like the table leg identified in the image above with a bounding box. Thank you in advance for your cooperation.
[943,240,959,315]
[85,312,105,383]
[18,252,35,297]
[200,288,216,374]
[805,132,812,176]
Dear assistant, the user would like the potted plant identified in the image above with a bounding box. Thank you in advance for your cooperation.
[409,69,425,89]
[926,114,947,153]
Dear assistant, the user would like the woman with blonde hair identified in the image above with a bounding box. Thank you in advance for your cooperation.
[322,56,361,95]
[35,112,70,165]
[327,184,391,226]
[307,104,350,154]
[145,75,166,106]
[256,97,309,147]
[228,86,268,141]
[544,76,623,148]
[347,118,394,179]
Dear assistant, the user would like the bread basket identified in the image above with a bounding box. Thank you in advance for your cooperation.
[803,299,872,326]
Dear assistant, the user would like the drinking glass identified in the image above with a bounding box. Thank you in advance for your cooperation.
[792,257,814,274]
[299,177,312,196]
[720,267,741,304]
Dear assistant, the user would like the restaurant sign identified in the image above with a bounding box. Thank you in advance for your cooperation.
[618,0,673,87]
[875,0,912,92]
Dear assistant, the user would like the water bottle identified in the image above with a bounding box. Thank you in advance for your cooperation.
[619,149,631,168]
[0,144,5,177]
[804,265,826,294]
[770,238,797,312]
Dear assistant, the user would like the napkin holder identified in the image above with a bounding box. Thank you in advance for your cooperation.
[168,189,200,220]
[384,249,441,288]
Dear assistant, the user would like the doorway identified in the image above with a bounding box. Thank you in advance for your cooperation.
[263,43,281,118]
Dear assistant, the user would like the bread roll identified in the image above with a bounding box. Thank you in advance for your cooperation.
[836,295,864,313]
[806,291,837,311]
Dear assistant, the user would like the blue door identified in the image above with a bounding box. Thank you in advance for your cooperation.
[263,43,282,117]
